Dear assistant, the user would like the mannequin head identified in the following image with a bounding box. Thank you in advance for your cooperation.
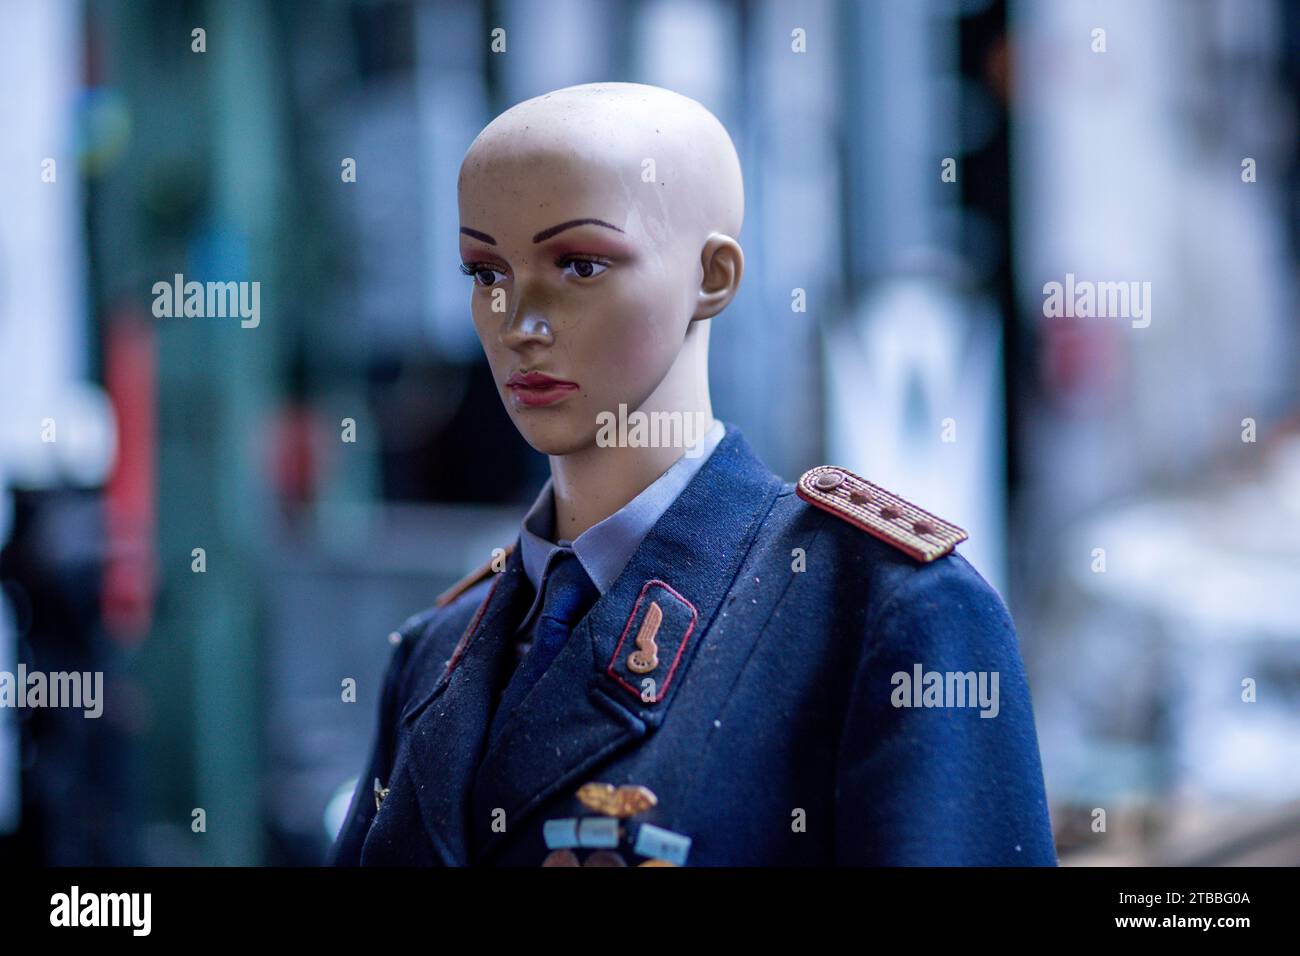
[457,82,744,461]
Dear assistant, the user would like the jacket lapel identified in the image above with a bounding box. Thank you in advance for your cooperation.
[398,544,532,865]
[468,425,784,863]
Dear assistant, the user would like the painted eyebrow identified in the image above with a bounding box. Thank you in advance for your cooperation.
[532,219,624,243]
[459,218,625,247]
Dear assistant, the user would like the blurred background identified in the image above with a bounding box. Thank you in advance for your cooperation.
[1,0,1297,866]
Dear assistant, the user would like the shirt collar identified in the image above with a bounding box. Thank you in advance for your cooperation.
[519,419,726,597]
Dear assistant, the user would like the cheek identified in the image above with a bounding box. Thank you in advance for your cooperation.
[470,297,501,353]
[579,280,683,383]
[574,318,664,409]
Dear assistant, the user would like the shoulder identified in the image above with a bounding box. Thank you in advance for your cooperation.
[865,549,1017,665]
[764,464,969,576]
[397,543,514,647]
[377,551,512,708]
[781,467,1039,709]
[773,463,1010,643]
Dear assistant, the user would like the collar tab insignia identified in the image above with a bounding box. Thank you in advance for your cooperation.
[606,580,698,703]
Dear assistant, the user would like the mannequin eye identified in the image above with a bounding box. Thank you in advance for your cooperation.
[557,256,610,280]
[459,262,505,287]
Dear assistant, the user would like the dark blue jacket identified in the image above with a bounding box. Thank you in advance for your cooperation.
[329,424,1057,866]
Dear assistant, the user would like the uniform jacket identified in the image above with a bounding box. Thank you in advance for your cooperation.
[329,424,1058,866]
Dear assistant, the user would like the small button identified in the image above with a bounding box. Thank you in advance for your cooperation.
[814,470,843,491]
[543,817,580,849]
[633,822,692,865]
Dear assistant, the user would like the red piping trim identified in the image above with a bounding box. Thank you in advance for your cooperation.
[443,573,502,678]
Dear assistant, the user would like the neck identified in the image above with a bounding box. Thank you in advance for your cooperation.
[549,322,713,540]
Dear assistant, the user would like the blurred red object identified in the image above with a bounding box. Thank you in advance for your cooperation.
[264,404,325,506]
[101,307,157,645]
[1039,316,1126,412]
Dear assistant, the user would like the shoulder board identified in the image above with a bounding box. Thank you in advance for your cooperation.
[434,543,515,607]
[795,465,967,563]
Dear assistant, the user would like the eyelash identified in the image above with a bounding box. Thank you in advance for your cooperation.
[458,256,610,286]
[459,262,498,285]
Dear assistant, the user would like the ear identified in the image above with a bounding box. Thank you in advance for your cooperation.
[692,234,744,320]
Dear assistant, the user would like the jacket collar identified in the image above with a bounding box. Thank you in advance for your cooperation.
[398,422,783,865]
[516,419,726,598]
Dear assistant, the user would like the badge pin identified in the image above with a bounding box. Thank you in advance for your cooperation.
[373,777,390,812]
[543,782,684,867]
[633,822,692,866]
[543,817,580,849]
[577,816,620,848]
[576,782,659,818]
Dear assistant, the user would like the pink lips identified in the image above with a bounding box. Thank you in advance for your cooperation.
[506,371,580,407]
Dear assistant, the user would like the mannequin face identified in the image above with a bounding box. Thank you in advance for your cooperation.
[458,147,701,457]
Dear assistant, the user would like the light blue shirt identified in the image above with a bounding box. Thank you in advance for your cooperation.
[514,420,725,645]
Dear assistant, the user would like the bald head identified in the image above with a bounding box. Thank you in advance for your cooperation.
[460,82,743,245]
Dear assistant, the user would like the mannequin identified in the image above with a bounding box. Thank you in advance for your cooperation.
[331,83,1057,867]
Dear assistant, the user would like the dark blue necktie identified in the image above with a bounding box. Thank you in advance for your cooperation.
[489,550,599,745]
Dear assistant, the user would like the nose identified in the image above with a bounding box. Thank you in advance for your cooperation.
[500,277,555,353]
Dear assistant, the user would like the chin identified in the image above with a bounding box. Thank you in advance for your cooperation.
[510,409,598,457]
